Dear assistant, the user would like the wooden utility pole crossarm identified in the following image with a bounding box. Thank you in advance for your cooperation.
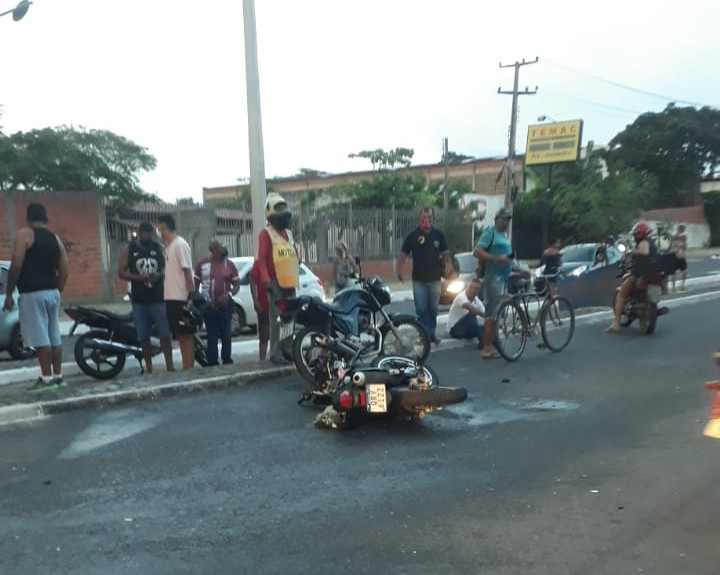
[498,57,539,214]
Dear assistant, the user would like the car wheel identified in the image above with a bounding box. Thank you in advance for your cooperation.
[9,323,36,360]
[231,305,246,337]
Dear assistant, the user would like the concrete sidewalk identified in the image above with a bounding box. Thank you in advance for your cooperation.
[1,273,718,428]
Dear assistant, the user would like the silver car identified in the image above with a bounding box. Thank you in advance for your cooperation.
[229,257,326,335]
[0,261,35,359]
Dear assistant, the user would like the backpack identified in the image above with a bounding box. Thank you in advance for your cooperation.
[476,229,496,278]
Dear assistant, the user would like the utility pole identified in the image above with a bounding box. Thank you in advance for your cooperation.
[442,137,449,215]
[498,58,538,211]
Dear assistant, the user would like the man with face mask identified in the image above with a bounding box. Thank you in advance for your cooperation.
[396,206,450,345]
[118,221,174,374]
[256,193,299,364]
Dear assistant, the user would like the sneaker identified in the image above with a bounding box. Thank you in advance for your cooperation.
[28,377,61,394]
[50,375,66,389]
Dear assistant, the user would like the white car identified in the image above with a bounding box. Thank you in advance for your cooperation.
[229,256,326,335]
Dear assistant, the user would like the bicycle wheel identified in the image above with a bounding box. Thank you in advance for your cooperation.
[540,296,575,352]
[494,299,528,362]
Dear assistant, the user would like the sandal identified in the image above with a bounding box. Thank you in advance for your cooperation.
[481,350,501,359]
[605,326,620,334]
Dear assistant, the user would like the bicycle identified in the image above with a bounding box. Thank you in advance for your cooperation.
[492,272,575,362]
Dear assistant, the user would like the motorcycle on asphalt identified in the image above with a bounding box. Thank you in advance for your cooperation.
[309,354,467,430]
[277,265,431,389]
[66,295,210,379]
[612,253,675,334]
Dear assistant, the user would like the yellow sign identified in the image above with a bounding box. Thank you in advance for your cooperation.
[525,120,583,165]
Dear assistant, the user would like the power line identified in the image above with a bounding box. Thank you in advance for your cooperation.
[544,58,713,108]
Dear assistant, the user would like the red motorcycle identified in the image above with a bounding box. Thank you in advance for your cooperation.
[612,254,675,334]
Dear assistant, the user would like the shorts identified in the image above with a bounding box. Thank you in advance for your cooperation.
[483,275,508,317]
[166,300,196,337]
[676,257,687,272]
[132,301,171,340]
[256,308,270,342]
[18,289,62,348]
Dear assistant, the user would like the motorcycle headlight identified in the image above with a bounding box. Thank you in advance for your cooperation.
[568,265,588,278]
[447,280,464,294]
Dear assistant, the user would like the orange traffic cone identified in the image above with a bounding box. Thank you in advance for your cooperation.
[703,380,720,439]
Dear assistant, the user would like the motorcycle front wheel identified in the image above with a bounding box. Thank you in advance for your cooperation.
[74,330,126,380]
[371,355,439,387]
[380,318,430,361]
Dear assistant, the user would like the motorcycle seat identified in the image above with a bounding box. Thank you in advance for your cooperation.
[73,306,133,322]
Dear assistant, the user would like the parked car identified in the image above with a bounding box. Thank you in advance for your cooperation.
[0,260,36,360]
[440,252,478,305]
[229,257,326,335]
[534,243,624,309]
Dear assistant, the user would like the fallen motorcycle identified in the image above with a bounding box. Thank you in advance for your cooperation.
[278,270,430,387]
[308,355,467,430]
[66,297,209,379]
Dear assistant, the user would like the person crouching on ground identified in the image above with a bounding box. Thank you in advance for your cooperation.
[447,278,485,345]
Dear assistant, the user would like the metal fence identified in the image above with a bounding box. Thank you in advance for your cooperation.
[103,201,467,268]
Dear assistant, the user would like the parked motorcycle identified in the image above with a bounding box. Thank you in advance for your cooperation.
[613,254,674,334]
[278,268,430,388]
[309,355,467,429]
[66,298,210,379]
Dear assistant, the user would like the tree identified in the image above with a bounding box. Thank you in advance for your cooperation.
[0,125,157,206]
[607,104,720,207]
[334,172,433,209]
[176,197,201,207]
[348,147,414,170]
[442,151,473,164]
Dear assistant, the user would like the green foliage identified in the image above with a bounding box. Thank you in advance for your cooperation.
[607,103,720,207]
[335,172,433,209]
[0,125,157,206]
[176,197,201,207]
[514,152,654,245]
[348,148,414,170]
[443,151,473,164]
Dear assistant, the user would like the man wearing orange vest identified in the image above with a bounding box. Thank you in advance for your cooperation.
[256,193,300,364]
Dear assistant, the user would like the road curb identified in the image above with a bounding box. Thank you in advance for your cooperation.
[0,365,295,426]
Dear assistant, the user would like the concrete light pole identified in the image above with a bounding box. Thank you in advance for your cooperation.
[537,115,556,248]
[242,0,268,256]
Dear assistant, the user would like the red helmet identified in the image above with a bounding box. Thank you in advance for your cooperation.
[632,222,651,241]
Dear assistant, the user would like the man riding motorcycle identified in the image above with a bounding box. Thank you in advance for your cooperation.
[606,222,656,333]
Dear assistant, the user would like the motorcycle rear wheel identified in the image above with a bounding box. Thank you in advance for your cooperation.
[293,327,333,388]
[9,324,36,360]
[381,318,430,361]
[639,300,658,335]
[193,334,210,367]
[74,330,126,380]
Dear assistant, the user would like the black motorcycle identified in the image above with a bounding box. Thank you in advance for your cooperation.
[66,297,209,380]
[310,355,467,430]
[278,270,430,389]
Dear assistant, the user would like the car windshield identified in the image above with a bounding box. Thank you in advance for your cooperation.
[561,245,596,263]
[456,253,476,273]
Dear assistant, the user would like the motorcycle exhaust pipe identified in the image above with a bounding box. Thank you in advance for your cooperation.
[89,339,140,356]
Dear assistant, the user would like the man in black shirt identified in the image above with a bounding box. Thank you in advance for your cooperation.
[3,203,70,393]
[396,206,450,345]
[118,221,174,374]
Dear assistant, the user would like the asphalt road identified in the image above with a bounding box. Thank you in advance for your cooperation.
[1,293,719,574]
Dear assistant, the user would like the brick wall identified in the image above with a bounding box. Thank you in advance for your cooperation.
[0,191,110,302]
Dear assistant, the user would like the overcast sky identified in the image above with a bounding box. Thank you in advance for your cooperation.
[2,0,718,203]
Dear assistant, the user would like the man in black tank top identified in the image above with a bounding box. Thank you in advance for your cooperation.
[3,203,69,393]
[118,222,174,374]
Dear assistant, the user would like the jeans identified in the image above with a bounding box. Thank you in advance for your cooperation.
[449,313,484,342]
[412,280,441,339]
[204,304,233,365]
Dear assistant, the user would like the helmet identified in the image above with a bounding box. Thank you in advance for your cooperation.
[265,193,289,218]
[632,222,651,241]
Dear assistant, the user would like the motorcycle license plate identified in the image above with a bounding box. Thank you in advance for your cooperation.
[279,321,294,340]
[366,383,387,413]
